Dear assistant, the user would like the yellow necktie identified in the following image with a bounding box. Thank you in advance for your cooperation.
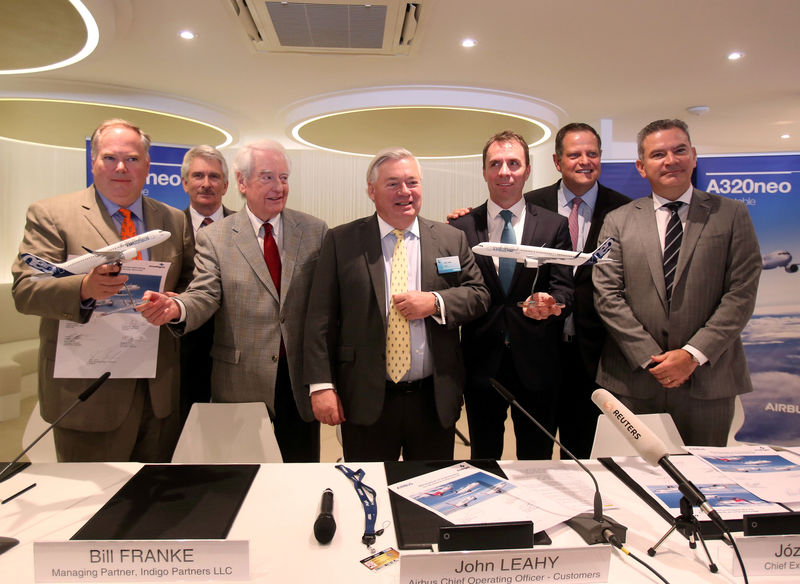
[386,229,410,383]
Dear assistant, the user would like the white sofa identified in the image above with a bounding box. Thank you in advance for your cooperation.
[0,282,39,421]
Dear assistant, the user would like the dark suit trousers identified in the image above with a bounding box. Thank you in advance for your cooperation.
[341,377,455,462]
[464,348,557,460]
[273,356,320,462]
[179,318,214,425]
[614,390,735,447]
[555,339,600,459]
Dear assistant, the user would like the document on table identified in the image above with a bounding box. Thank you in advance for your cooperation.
[54,261,170,379]
[686,445,800,504]
[614,455,787,521]
[387,462,590,532]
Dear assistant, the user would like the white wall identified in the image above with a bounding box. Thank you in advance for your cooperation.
[1,140,561,283]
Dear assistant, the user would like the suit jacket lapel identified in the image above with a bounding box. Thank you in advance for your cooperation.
[363,215,388,326]
[470,203,501,289]
[233,212,279,302]
[419,217,440,290]
[636,196,669,308]
[674,189,711,288]
[81,186,120,247]
[280,209,301,299]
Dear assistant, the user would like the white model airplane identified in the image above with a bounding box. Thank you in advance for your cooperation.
[20,230,171,279]
[472,237,616,269]
[762,250,799,273]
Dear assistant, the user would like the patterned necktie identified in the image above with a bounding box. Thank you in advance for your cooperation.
[663,201,684,306]
[498,209,516,294]
[119,208,142,260]
[201,217,213,227]
[263,222,281,293]
[386,229,410,383]
[568,197,583,251]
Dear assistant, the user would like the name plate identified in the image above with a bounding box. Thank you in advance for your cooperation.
[33,540,248,582]
[717,535,800,577]
[401,546,611,583]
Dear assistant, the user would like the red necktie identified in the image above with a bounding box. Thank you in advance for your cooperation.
[201,217,213,227]
[119,208,142,260]
[263,222,285,357]
[568,197,583,252]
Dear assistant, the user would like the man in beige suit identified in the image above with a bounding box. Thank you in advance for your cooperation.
[141,141,328,462]
[12,119,195,462]
[593,119,761,445]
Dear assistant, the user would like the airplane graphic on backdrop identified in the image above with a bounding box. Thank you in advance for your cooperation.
[472,237,615,269]
[761,250,799,273]
[21,230,171,279]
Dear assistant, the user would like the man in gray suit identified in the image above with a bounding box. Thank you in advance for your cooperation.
[303,148,490,462]
[140,140,328,462]
[178,145,234,422]
[12,119,195,462]
[593,119,761,445]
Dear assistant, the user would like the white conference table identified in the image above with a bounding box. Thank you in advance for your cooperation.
[0,459,791,582]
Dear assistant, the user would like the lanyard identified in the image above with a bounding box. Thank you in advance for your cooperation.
[336,464,383,546]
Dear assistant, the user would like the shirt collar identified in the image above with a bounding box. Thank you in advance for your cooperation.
[377,214,419,240]
[558,181,599,212]
[652,184,693,210]
[486,196,526,222]
[96,189,144,221]
[245,204,281,238]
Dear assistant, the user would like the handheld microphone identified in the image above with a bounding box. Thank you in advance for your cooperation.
[0,372,111,482]
[313,488,336,544]
[490,379,626,545]
[591,388,727,532]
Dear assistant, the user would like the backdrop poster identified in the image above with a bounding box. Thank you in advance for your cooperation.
[85,140,190,210]
[695,154,800,446]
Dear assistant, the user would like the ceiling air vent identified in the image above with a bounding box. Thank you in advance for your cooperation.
[227,0,422,55]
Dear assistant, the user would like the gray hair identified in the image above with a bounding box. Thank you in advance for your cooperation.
[233,140,291,179]
[90,118,151,162]
[181,145,229,182]
[366,147,420,185]
[637,119,691,160]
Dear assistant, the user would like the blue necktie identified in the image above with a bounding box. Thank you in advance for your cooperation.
[498,209,516,294]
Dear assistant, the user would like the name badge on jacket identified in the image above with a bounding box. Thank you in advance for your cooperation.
[436,256,461,274]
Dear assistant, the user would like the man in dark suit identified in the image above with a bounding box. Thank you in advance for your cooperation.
[449,131,573,460]
[140,141,328,462]
[593,119,761,446]
[178,145,234,423]
[12,119,195,462]
[303,147,490,462]
[525,123,630,458]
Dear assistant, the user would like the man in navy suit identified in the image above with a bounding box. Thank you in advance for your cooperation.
[178,145,234,423]
[525,123,630,458]
[449,131,573,460]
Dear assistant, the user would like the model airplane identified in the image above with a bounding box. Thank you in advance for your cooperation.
[472,237,616,269]
[21,230,171,279]
[762,250,798,273]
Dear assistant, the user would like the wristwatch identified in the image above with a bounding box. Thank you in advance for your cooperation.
[432,293,441,317]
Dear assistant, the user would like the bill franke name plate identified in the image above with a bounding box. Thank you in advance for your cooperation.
[401,546,611,584]
[34,540,249,582]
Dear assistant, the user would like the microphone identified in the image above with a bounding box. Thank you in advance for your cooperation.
[313,488,336,544]
[490,378,626,545]
[591,388,727,532]
[0,372,111,481]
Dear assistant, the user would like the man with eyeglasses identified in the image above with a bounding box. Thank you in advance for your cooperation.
[140,140,328,462]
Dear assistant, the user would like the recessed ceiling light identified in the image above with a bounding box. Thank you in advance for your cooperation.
[180,30,196,40]
[461,38,477,48]
[781,134,791,140]
[727,51,744,61]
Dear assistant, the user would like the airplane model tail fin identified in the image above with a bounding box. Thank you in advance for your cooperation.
[586,237,616,265]
[20,253,73,279]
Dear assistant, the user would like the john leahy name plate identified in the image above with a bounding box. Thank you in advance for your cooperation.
[33,540,249,582]
[401,546,611,584]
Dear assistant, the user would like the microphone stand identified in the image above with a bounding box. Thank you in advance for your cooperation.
[648,495,719,573]
[0,372,111,481]
[490,378,626,545]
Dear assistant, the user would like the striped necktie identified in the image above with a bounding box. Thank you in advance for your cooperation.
[663,201,684,306]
